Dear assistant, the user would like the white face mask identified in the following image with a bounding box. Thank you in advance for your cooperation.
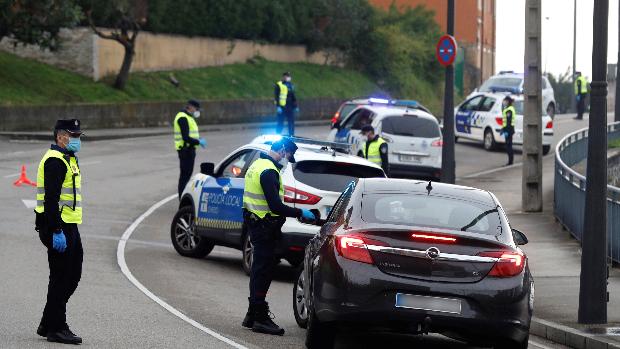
[193,110,201,118]
[284,76,291,83]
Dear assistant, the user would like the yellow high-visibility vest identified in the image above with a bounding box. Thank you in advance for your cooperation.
[243,158,284,219]
[502,106,516,127]
[34,149,82,224]
[362,137,387,165]
[276,81,288,107]
[575,76,588,94]
[173,112,200,150]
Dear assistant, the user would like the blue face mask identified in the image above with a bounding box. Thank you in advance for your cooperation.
[66,138,81,153]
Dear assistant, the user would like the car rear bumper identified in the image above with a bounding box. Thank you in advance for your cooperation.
[389,164,441,180]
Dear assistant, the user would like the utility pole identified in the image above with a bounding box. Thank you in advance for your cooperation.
[522,0,543,212]
[615,2,620,122]
[573,0,578,113]
[578,0,609,325]
[441,0,456,184]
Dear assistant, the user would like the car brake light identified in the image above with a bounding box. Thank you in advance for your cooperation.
[546,121,553,129]
[331,111,340,125]
[411,232,456,243]
[478,251,525,277]
[284,186,322,205]
[495,117,503,126]
[335,235,386,264]
[431,139,443,147]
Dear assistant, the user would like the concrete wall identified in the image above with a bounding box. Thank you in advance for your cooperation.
[0,28,342,81]
[0,98,342,132]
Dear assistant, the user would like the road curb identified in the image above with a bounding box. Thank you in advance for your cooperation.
[531,317,620,349]
[0,119,330,141]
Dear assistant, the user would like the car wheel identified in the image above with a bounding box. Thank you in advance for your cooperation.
[305,299,335,349]
[546,103,555,118]
[293,267,309,328]
[171,206,214,258]
[242,233,253,276]
[484,128,497,151]
[543,145,551,156]
[495,334,529,349]
[287,256,303,268]
[455,136,459,143]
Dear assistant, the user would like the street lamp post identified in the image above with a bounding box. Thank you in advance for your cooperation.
[578,0,609,325]
[441,0,456,184]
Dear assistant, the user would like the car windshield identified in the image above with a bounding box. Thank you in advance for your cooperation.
[293,161,385,192]
[381,116,440,138]
[479,77,522,92]
[362,193,503,235]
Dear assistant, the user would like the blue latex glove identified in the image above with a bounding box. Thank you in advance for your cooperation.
[199,138,207,149]
[294,107,300,113]
[301,209,315,221]
[276,106,283,114]
[52,231,67,253]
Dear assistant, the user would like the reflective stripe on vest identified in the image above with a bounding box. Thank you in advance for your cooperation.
[276,81,288,107]
[574,76,588,94]
[243,158,284,219]
[502,106,516,127]
[362,137,387,165]
[173,112,200,150]
[34,149,83,224]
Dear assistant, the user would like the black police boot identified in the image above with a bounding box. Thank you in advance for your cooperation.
[47,329,82,345]
[251,302,285,336]
[242,300,255,328]
[36,323,46,337]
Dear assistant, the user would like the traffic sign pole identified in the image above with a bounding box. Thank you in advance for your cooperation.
[439,1,456,184]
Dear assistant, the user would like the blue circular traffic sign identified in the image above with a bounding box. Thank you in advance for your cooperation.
[436,35,457,67]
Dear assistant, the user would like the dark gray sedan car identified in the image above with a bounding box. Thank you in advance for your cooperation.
[293,178,533,349]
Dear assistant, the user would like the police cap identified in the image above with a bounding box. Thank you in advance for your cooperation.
[54,119,82,136]
[272,137,298,163]
[360,125,375,134]
[187,99,201,109]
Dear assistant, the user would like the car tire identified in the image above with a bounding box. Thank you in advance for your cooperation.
[305,299,335,349]
[455,136,459,143]
[494,334,529,349]
[543,145,551,156]
[484,128,497,151]
[287,256,303,268]
[171,206,214,258]
[547,103,555,118]
[293,267,309,328]
[242,232,253,276]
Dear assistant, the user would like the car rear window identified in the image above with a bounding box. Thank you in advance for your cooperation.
[293,161,385,193]
[362,193,503,235]
[382,116,440,138]
[479,77,522,91]
[340,104,357,120]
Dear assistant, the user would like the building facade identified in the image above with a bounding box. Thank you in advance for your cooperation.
[370,0,496,95]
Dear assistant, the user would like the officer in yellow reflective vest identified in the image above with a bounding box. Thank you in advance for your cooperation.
[274,72,298,136]
[241,137,314,336]
[574,71,589,120]
[360,125,389,175]
[174,99,207,198]
[501,96,517,166]
[33,119,84,344]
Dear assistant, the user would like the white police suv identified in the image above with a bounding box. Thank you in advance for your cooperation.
[171,136,386,274]
[326,98,443,180]
[455,92,554,155]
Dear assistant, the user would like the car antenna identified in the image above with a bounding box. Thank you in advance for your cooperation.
[426,181,433,195]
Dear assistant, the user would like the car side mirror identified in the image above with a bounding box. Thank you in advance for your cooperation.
[512,229,528,245]
[200,162,215,176]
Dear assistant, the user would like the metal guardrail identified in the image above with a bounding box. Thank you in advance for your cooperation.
[554,121,620,263]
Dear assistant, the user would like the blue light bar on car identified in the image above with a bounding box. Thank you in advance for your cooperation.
[368,97,390,104]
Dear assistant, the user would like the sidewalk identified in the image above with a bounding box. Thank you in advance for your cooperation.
[457,151,620,348]
[0,119,329,141]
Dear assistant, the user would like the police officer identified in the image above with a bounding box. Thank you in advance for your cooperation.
[174,99,207,198]
[241,137,315,335]
[501,96,516,166]
[274,72,299,136]
[360,125,389,175]
[574,71,589,120]
[34,119,84,344]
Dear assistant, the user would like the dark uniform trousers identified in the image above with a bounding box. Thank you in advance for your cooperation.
[246,212,283,304]
[177,147,196,197]
[38,223,83,331]
[276,109,295,136]
[577,94,587,119]
[505,127,514,165]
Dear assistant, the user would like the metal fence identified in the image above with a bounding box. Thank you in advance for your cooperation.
[554,121,620,263]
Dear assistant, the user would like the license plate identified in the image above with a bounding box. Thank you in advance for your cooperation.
[399,155,422,163]
[395,293,462,314]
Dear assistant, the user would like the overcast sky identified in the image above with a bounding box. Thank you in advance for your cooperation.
[495,0,619,80]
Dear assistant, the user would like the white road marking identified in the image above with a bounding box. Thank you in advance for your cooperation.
[528,339,559,349]
[79,160,102,166]
[22,199,37,209]
[3,173,20,178]
[117,194,250,349]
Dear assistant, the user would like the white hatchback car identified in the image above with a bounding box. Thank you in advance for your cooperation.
[326,99,443,180]
[471,71,557,117]
[455,92,554,155]
[171,136,386,274]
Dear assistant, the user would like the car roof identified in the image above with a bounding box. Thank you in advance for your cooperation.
[359,178,496,207]
[356,104,438,121]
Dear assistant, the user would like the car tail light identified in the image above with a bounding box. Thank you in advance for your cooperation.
[546,121,553,129]
[335,235,387,264]
[284,186,322,205]
[411,231,456,243]
[495,117,503,126]
[431,139,443,147]
[478,251,525,277]
[331,111,340,125]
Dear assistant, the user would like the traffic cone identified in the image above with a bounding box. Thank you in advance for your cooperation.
[13,165,37,187]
